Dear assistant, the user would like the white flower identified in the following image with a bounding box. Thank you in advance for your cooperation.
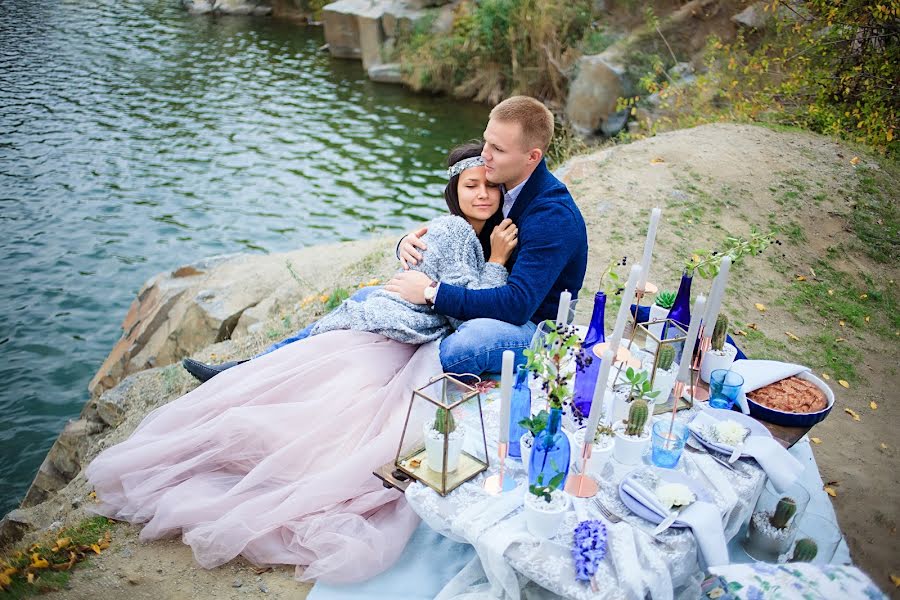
[655,483,695,510]
[708,420,748,446]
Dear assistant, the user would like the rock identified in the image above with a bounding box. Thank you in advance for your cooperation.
[600,108,629,138]
[258,582,269,593]
[94,376,139,427]
[183,0,214,13]
[183,0,272,15]
[667,62,695,83]
[232,579,243,588]
[368,62,403,84]
[0,509,36,547]
[322,0,368,59]
[566,54,624,136]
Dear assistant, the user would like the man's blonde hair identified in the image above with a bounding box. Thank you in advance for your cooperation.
[489,96,554,154]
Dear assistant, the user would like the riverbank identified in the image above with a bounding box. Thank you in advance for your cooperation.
[3,123,897,597]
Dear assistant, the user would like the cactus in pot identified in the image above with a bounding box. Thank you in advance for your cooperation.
[433,407,456,435]
[624,399,649,437]
[790,538,818,562]
[657,345,676,371]
[770,497,798,529]
[711,314,729,353]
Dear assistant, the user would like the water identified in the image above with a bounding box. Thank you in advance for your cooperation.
[0,0,488,515]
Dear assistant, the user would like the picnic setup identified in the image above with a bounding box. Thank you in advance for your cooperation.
[366,208,882,600]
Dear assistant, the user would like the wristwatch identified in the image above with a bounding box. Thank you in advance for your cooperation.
[423,281,439,307]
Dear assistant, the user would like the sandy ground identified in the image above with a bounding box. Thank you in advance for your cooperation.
[25,123,900,598]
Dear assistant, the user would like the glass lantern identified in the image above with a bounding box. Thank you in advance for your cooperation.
[393,374,489,496]
[632,318,693,414]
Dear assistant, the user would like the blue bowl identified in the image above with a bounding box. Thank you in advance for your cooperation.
[746,372,835,428]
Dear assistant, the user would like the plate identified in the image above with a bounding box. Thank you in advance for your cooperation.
[617,469,711,528]
[690,407,771,458]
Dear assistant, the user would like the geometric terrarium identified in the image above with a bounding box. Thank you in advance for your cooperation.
[393,374,489,496]
[632,318,692,414]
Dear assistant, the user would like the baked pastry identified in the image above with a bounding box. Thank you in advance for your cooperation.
[747,376,827,413]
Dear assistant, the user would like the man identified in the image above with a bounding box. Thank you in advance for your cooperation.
[183,96,587,382]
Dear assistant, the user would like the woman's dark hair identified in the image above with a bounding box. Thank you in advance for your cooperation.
[444,141,503,259]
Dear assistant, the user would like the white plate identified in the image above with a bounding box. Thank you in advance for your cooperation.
[690,407,771,457]
[617,469,711,528]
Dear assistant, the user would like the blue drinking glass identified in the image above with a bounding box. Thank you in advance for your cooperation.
[651,420,688,468]
[708,369,744,410]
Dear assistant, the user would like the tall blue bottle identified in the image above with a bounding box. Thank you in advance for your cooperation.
[666,271,693,330]
[508,365,531,458]
[528,407,571,489]
[572,291,606,421]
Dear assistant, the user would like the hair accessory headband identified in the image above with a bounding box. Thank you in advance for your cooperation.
[447,156,486,179]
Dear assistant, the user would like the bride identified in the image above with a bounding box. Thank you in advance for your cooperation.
[85,142,518,585]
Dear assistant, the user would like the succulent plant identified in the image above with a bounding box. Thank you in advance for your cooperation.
[790,538,818,562]
[594,422,615,439]
[624,399,649,437]
[624,367,662,404]
[655,290,677,309]
[657,345,676,371]
[770,496,798,529]
[433,407,456,435]
[711,314,729,352]
[518,409,549,437]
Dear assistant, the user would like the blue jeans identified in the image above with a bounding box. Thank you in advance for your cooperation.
[258,286,537,376]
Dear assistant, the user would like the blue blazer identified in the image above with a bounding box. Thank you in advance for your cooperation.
[435,159,588,326]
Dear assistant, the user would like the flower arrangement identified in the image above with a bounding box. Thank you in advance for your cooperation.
[571,519,608,583]
[683,230,776,279]
[656,483,695,510]
[523,322,581,411]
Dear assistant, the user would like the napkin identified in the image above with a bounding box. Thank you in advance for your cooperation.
[729,359,809,414]
[620,477,728,567]
[689,411,804,492]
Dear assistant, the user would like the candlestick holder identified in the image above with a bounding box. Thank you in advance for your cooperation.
[683,329,711,402]
[564,441,600,498]
[483,442,517,495]
[665,379,687,441]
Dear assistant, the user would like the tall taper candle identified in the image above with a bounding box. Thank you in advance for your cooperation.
[555,289,572,328]
[498,350,514,443]
[676,295,707,383]
[702,256,731,332]
[607,264,642,352]
[585,348,615,444]
[638,208,661,290]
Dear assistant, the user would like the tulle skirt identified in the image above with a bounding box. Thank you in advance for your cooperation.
[86,330,442,583]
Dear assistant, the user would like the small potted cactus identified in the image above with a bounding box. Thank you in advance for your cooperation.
[789,538,818,563]
[700,314,738,382]
[572,421,616,476]
[651,344,678,404]
[523,468,571,539]
[424,406,465,473]
[745,495,803,560]
[613,398,652,465]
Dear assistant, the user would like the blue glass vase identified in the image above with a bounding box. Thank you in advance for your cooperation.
[572,291,606,421]
[666,271,693,330]
[528,407,571,489]
[508,365,532,458]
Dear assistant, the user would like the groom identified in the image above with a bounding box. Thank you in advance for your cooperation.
[184,96,588,381]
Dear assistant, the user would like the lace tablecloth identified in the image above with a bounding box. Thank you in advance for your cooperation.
[405,390,767,600]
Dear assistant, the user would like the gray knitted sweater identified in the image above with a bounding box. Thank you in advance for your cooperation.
[309,215,508,344]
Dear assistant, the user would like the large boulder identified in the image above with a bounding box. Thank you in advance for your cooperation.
[565,55,624,136]
[183,0,273,15]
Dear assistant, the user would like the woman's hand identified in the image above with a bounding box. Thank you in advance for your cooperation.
[488,219,518,264]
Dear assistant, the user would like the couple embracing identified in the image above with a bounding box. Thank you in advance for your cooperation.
[86,96,589,584]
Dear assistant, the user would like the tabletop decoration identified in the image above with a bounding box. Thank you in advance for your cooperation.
[571,289,608,420]
[571,519,608,588]
[613,396,651,465]
[646,290,675,341]
[687,256,732,400]
[743,479,810,561]
[699,314,738,382]
[507,365,532,459]
[594,264,643,370]
[517,409,548,477]
[790,538,818,563]
[394,373,489,496]
[484,351,518,495]
[632,317,690,414]
[524,465,570,539]
[566,347,615,497]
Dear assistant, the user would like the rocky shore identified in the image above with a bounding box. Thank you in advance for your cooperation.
[3,124,897,594]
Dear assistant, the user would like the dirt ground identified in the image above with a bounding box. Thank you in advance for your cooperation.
[27,123,899,598]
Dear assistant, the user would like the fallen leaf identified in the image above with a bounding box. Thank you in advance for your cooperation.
[835,337,846,342]
[850,156,860,165]
[844,407,860,421]
[786,331,800,341]
[822,373,831,380]
[748,322,759,330]
[26,572,34,584]
[366,278,380,286]
[839,320,845,327]
[30,554,49,569]
[870,401,878,410]
[88,491,96,500]
[0,573,11,588]
[824,486,837,497]
[650,157,665,164]
[865,315,870,323]
[754,303,766,312]
[892,574,900,588]
[55,537,70,550]
[318,294,329,303]
[811,437,822,444]
[881,443,889,450]
[827,289,834,295]
[860,293,868,299]
[735,329,747,336]
[838,379,850,388]
[796,275,806,281]
[91,544,102,555]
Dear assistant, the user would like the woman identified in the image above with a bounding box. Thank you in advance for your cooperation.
[85,142,516,585]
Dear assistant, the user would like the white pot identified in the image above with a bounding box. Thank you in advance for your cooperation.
[645,304,669,349]
[424,421,464,473]
[519,431,534,476]
[613,422,650,465]
[524,489,571,539]
[700,343,738,383]
[652,367,677,405]
[572,428,615,477]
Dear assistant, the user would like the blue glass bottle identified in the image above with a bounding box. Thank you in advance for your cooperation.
[528,407,571,489]
[508,365,532,458]
[572,291,606,421]
[666,271,693,330]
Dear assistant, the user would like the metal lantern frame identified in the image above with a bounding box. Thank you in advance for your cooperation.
[633,318,695,413]
[393,373,489,496]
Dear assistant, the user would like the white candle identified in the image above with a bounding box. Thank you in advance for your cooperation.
[607,264,642,352]
[677,295,707,383]
[637,208,661,290]
[498,350,514,443]
[585,349,615,444]
[555,289,572,328]
[702,256,731,335]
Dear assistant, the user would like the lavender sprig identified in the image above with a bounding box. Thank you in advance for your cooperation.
[572,519,608,583]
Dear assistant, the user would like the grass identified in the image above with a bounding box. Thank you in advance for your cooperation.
[849,163,900,265]
[0,517,115,597]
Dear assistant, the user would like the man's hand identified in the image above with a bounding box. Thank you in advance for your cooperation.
[398,226,428,270]
[385,270,433,305]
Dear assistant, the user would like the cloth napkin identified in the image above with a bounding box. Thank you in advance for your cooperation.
[689,411,804,492]
[728,359,809,414]
[620,477,729,567]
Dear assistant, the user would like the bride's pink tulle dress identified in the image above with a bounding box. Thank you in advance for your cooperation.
[85,330,442,583]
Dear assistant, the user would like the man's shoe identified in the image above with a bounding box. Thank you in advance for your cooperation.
[182,357,248,383]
